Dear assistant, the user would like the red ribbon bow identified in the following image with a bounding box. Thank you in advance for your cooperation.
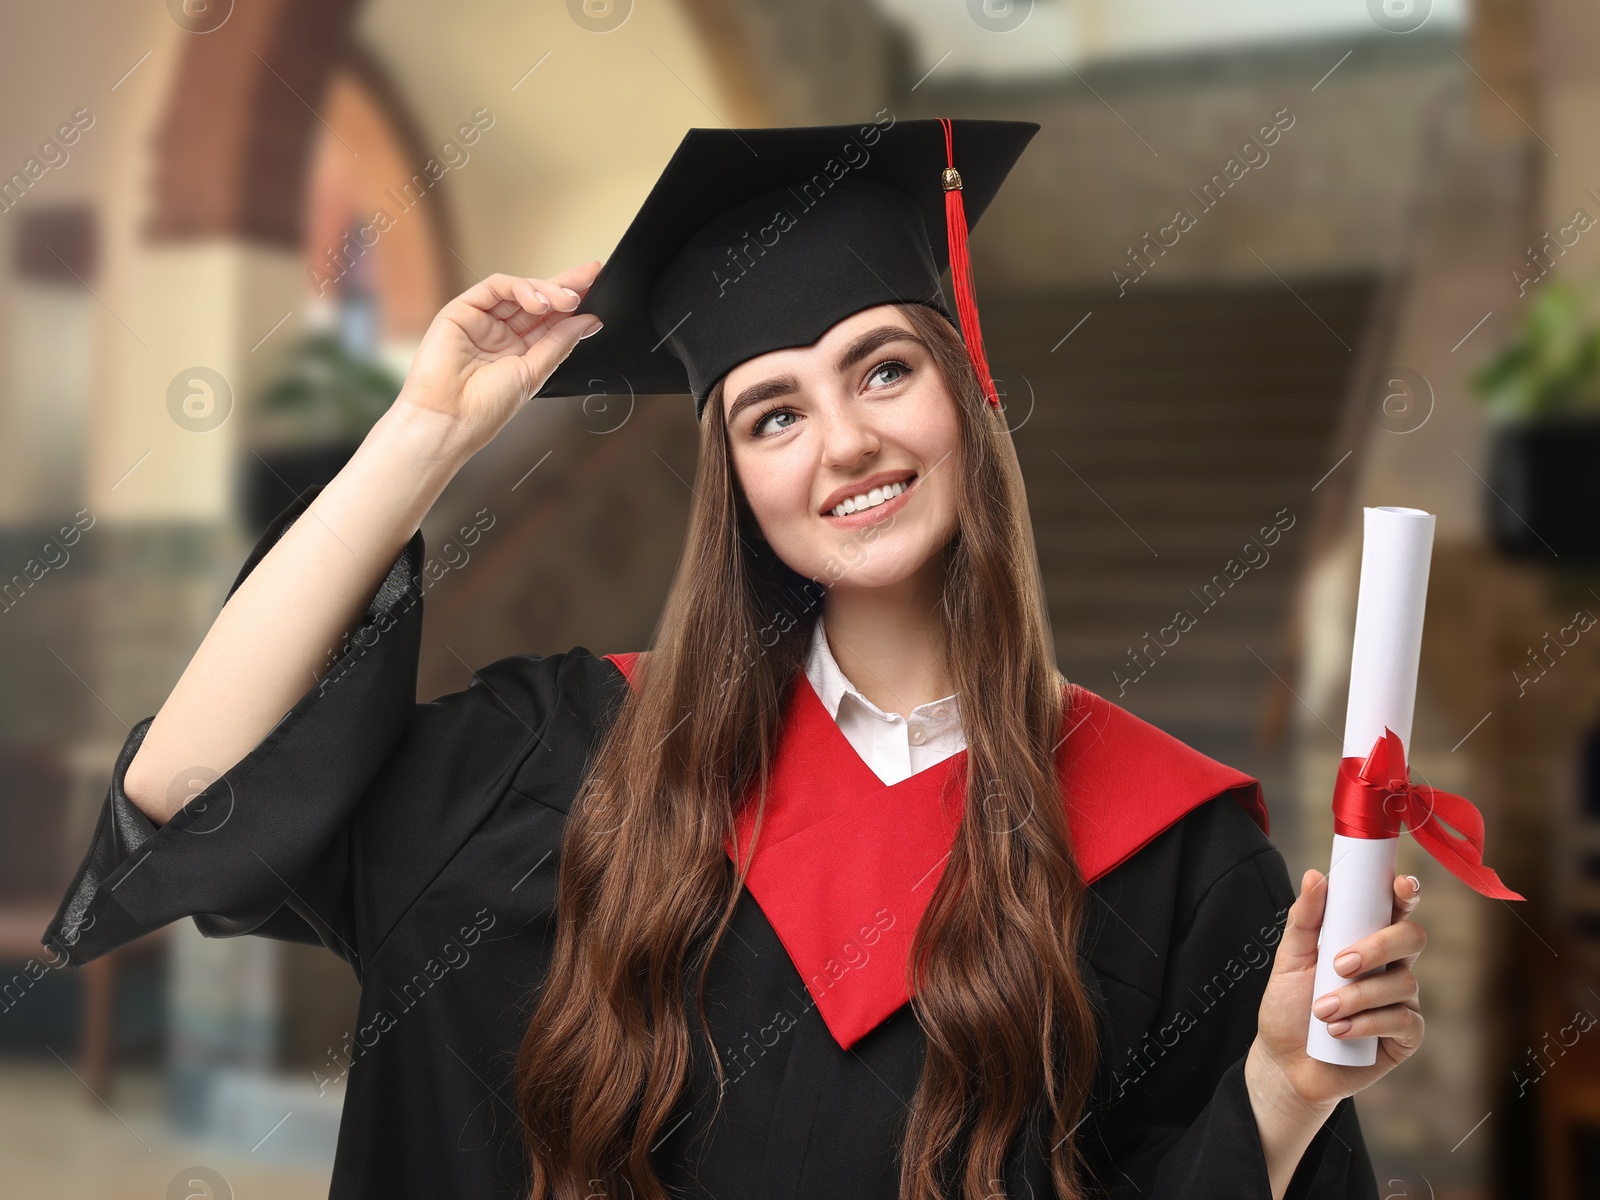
[1331,727,1524,901]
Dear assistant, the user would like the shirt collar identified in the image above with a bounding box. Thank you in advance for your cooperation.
[803,616,963,733]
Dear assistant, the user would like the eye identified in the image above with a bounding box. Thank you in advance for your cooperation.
[751,405,798,438]
[866,359,912,389]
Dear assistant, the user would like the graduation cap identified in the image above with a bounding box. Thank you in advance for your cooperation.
[534,116,1040,422]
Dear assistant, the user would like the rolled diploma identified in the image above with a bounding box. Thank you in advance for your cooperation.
[1306,506,1436,1066]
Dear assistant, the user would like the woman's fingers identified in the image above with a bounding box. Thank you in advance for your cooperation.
[490,275,581,340]
[457,264,603,325]
[1324,1002,1425,1050]
[1391,872,1422,924]
[1327,877,1419,980]
[503,265,604,343]
[1275,868,1328,974]
[456,272,540,319]
[1313,964,1418,1023]
[516,275,583,314]
[518,262,602,315]
[1333,917,1426,981]
[547,258,604,294]
[497,277,578,341]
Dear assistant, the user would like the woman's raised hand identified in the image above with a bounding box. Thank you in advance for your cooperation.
[396,262,604,461]
[119,262,603,826]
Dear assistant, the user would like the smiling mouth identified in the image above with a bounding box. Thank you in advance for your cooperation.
[823,473,918,519]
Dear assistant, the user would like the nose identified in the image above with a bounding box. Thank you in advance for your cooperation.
[817,395,880,470]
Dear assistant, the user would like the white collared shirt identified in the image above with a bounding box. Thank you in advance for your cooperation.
[803,617,966,786]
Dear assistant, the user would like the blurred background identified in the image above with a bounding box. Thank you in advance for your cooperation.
[2,0,1598,1196]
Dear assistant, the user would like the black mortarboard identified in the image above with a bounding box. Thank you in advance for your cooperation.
[533,116,1040,422]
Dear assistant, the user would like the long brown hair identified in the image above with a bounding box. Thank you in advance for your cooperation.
[516,302,1101,1200]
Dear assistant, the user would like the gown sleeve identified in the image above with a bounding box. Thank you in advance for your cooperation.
[40,481,432,975]
[1082,810,1380,1199]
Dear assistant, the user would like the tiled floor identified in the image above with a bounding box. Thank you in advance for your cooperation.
[0,1060,330,1199]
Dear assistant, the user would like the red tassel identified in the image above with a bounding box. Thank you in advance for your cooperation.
[939,117,1001,411]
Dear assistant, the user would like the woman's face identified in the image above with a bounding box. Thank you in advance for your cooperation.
[721,304,962,594]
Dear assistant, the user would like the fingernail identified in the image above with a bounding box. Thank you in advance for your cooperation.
[531,290,550,311]
[1327,1019,1352,1036]
[578,318,604,339]
[1407,875,1421,896]
[1334,952,1361,976]
[561,287,581,301]
[1312,994,1340,1018]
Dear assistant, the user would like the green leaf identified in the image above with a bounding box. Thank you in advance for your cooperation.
[1469,277,1600,420]
[256,329,405,446]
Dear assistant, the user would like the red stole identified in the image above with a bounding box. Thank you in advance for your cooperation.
[603,652,1265,1050]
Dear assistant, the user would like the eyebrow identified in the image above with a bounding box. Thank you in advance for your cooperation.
[724,325,927,427]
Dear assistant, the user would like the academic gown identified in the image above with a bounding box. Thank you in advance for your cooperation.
[42,483,1379,1199]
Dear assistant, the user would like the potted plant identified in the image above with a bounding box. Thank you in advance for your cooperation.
[1470,278,1600,561]
[241,329,404,535]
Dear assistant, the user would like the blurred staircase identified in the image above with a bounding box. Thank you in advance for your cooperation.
[987,276,1379,818]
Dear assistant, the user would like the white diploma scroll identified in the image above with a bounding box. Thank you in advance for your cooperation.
[1306,506,1436,1067]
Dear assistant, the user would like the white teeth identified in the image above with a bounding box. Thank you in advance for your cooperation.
[830,479,908,518]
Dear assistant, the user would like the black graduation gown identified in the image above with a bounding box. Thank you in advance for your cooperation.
[42,484,1378,1199]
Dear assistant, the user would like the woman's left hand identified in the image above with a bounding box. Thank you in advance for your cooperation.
[1247,869,1427,1117]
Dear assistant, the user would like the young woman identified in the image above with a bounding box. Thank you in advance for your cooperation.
[45,120,1423,1200]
